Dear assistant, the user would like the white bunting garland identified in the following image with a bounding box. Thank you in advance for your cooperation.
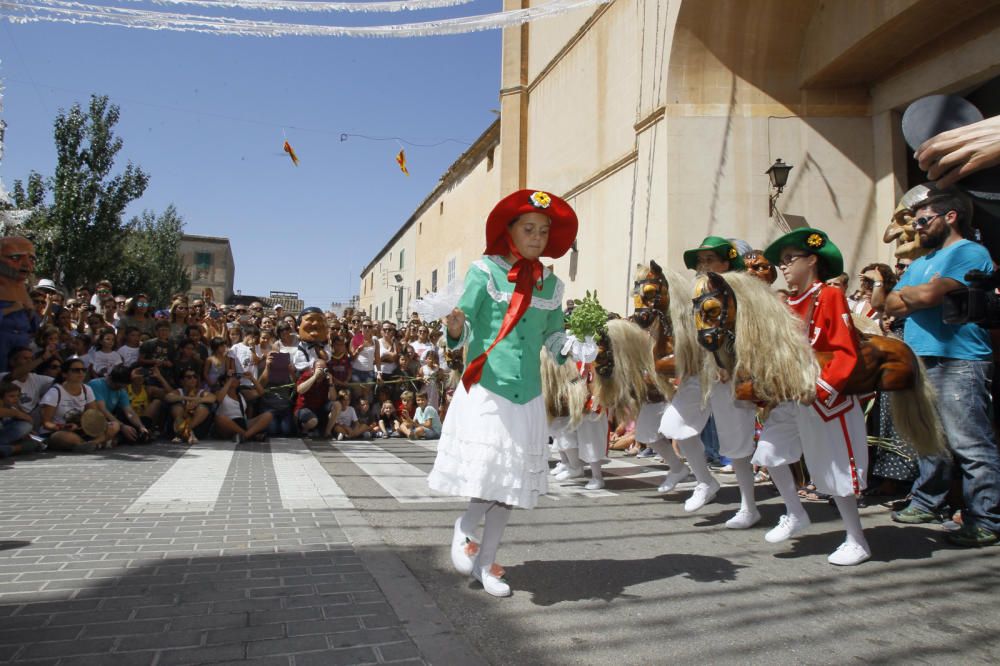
[122,0,478,13]
[1,0,612,37]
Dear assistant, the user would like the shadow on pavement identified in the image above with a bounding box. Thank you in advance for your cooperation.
[502,553,745,606]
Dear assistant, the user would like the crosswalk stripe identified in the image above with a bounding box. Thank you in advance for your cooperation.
[335,442,456,503]
[125,441,237,514]
[271,438,353,510]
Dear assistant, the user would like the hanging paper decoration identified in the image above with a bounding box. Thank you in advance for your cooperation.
[283,139,299,166]
[1,0,614,38]
[395,149,409,176]
[122,0,477,12]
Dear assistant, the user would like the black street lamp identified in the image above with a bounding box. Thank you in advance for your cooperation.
[765,158,793,217]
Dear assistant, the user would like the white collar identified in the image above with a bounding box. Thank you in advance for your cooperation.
[787,282,822,306]
[488,255,552,279]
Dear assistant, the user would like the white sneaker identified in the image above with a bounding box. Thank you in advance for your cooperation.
[585,477,605,491]
[827,541,870,566]
[684,481,721,512]
[554,467,584,481]
[725,508,761,529]
[450,517,477,576]
[473,562,511,597]
[657,467,691,494]
[337,433,345,441]
[550,462,567,476]
[764,513,811,543]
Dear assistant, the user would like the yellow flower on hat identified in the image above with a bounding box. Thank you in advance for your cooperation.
[530,191,551,209]
[728,247,738,259]
[806,233,825,249]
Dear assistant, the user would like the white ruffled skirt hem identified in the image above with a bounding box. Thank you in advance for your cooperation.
[427,383,548,509]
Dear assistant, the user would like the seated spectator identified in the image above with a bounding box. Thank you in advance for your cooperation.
[355,396,378,437]
[172,339,203,387]
[328,390,367,440]
[376,400,399,438]
[90,329,123,378]
[1,346,59,428]
[230,326,263,387]
[139,321,175,381]
[127,365,169,435]
[117,326,142,368]
[396,390,416,425]
[295,359,334,437]
[185,324,210,361]
[165,370,215,445]
[259,349,296,437]
[214,373,272,443]
[89,365,150,444]
[116,295,155,344]
[39,357,118,452]
[0,380,42,459]
[609,419,637,451]
[168,300,188,340]
[204,337,233,391]
[32,325,63,358]
[400,391,441,440]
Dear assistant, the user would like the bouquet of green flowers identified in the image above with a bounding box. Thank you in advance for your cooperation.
[563,290,607,362]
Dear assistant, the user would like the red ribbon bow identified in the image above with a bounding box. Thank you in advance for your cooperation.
[461,247,544,391]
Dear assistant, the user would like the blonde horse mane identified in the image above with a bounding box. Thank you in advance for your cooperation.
[721,272,819,404]
[660,268,708,382]
[592,318,672,424]
[540,347,588,430]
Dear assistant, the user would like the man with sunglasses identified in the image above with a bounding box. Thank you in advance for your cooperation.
[885,185,1000,547]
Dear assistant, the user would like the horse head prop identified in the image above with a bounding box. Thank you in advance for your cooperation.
[692,272,738,375]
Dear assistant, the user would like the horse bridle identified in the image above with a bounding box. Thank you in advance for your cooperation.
[632,277,674,338]
[692,278,735,367]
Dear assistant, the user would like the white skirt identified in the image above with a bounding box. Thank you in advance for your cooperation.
[635,402,668,445]
[752,400,868,497]
[427,383,548,509]
[550,413,609,464]
[707,382,757,459]
[660,377,709,440]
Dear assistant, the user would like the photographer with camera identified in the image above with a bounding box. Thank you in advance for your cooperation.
[884,185,1000,547]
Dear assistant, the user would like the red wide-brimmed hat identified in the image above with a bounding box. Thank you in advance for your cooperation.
[484,189,578,259]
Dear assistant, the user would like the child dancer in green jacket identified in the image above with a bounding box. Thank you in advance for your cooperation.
[428,189,578,597]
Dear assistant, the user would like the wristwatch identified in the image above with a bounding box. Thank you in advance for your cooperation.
[873,281,883,287]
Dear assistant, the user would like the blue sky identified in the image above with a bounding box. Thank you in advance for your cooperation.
[0,2,502,306]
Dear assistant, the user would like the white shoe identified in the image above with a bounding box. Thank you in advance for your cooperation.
[657,467,690,494]
[550,462,566,476]
[472,562,511,597]
[827,541,870,566]
[684,481,721,512]
[337,433,345,441]
[717,464,734,474]
[725,508,761,529]
[233,434,242,444]
[585,477,605,491]
[555,467,584,481]
[764,513,811,543]
[450,517,477,576]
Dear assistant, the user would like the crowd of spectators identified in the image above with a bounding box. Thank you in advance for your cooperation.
[0,244,456,462]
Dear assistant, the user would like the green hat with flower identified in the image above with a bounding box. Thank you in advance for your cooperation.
[682,236,745,271]
[763,227,844,279]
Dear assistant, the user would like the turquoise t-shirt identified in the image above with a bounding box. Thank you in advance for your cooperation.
[414,405,441,433]
[894,239,994,360]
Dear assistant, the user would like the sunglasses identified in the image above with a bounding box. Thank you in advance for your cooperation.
[136,302,149,307]
[913,213,946,229]
[68,367,86,373]
[67,303,81,308]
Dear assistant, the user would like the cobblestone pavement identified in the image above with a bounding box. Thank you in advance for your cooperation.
[0,439,482,665]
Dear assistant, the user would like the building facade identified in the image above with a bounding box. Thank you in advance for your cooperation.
[179,234,235,305]
[364,0,1000,314]
[359,121,501,323]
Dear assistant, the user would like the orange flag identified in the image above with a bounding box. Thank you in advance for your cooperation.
[283,140,300,166]
[396,149,409,176]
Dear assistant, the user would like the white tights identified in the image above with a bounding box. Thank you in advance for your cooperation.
[459,498,512,569]
[559,449,603,482]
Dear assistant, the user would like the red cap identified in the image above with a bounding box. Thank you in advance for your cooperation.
[484,189,579,259]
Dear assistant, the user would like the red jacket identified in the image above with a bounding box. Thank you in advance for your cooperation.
[787,282,860,418]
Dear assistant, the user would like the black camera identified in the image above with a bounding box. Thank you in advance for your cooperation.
[942,270,1000,327]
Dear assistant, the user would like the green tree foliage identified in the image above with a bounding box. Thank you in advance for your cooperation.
[11,94,190,307]
[16,95,148,288]
[115,206,191,308]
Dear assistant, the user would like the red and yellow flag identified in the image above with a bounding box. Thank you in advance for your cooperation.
[283,140,300,166]
[396,149,409,176]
